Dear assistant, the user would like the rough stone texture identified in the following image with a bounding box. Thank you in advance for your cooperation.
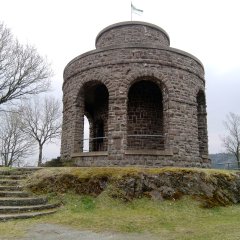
[115,171,240,207]
[28,168,240,208]
[127,81,164,150]
[61,21,210,167]
[95,22,170,48]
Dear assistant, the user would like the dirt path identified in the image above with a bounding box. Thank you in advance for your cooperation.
[14,223,160,240]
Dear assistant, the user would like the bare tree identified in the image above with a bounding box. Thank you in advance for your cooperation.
[21,97,62,166]
[0,22,51,110]
[222,112,240,168]
[0,110,33,166]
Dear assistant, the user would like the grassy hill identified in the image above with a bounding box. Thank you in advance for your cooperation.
[1,166,240,239]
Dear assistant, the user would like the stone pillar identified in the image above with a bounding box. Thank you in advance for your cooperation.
[107,95,127,163]
[198,106,208,157]
[197,91,208,158]
[72,96,84,154]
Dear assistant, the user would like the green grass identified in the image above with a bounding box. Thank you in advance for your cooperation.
[1,193,240,239]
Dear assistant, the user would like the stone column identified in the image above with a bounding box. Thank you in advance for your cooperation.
[72,96,84,154]
[198,106,208,157]
[107,95,128,163]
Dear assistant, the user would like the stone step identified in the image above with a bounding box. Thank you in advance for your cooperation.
[0,197,47,206]
[0,191,30,198]
[0,209,57,221]
[0,168,41,176]
[0,171,28,175]
[0,171,18,176]
[0,175,27,180]
[0,167,59,220]
[14,167,42,171]
[0,185,23,191]
[0,203,60,214]
[0,179,22,186]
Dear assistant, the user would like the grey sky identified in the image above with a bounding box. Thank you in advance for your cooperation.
[0,0,239,163]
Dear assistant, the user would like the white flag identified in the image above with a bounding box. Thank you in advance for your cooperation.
[131,2,143,15]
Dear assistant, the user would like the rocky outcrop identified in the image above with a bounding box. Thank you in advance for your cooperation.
[115,171,240,207]
[26,167,240,208]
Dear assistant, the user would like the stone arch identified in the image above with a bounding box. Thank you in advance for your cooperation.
[127,71,169,111]
[127,70,169,101]
[74,80,109,152]
[127,79,164,150]
[197,90,208,156]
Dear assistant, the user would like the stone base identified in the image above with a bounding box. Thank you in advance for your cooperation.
[68,150,211,168]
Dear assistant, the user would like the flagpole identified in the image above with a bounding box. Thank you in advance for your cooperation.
[131,2,132,21]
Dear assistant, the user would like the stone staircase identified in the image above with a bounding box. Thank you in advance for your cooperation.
[0,168,59,221]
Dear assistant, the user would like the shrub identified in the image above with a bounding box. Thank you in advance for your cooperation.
[43,157,63,167]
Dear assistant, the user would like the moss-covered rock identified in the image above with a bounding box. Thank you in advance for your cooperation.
[26,167,240,208]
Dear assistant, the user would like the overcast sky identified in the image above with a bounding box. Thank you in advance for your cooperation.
[0,0,239,163]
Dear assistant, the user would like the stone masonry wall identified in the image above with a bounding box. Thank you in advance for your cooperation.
[96,22,170,49]
[127,80,164,150]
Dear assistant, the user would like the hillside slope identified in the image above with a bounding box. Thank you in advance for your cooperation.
[26,167,240,208]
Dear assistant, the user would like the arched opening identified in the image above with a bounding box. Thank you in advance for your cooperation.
[83,82,109,152]
[127,80,164,150]
[197,90,207,156]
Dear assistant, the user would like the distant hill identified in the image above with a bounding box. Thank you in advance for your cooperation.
[210,153,238,169]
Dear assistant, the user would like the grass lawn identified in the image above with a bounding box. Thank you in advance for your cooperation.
[1,193,240,239]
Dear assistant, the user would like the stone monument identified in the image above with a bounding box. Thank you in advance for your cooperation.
[61,21,210,168]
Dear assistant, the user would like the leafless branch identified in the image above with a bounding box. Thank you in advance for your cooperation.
[222,112,240,168]
[20,96,62,166]
[0,110,34,166]
[0,22,52,109]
